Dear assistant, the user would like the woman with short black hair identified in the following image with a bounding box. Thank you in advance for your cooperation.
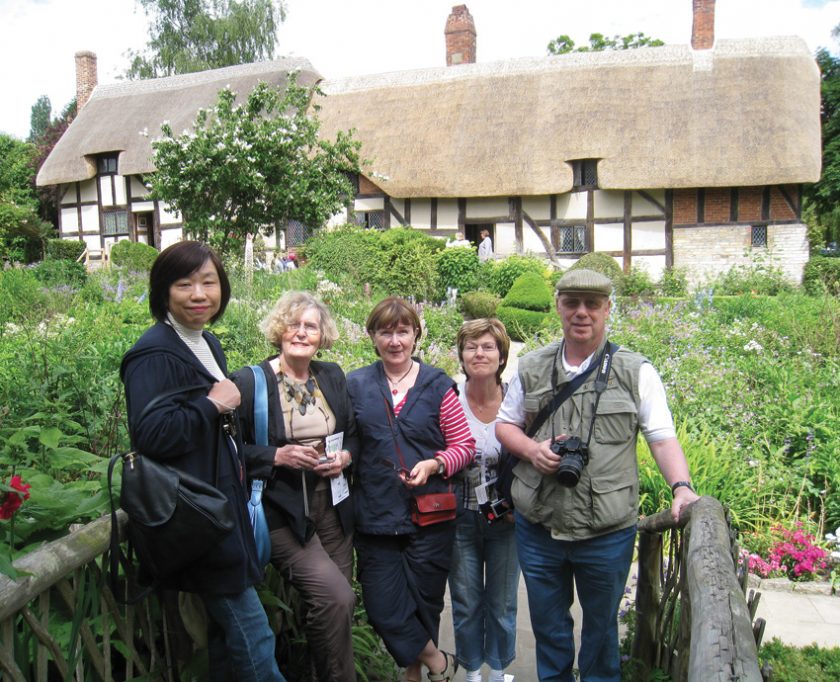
[121,240,284,682]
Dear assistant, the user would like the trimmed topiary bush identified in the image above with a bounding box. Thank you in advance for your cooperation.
[46,238,86,262]
[500,271,554,312]
[497,306,551,341]
[487,255,547,298]
[569,252,623,282]
[459,291,501,319]
[110,240,159,271]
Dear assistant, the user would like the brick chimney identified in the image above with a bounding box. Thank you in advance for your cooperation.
[691,0,715,50]
[445,5,476,66]
[75,51,98,110]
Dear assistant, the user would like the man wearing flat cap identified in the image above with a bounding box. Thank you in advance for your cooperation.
[496,268,698,682]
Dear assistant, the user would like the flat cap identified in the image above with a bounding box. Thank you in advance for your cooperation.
[554,268,613,296]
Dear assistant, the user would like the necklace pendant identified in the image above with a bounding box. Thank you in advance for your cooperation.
[392,388,398,395]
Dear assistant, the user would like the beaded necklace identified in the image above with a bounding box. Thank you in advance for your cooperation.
[277,372,318,416]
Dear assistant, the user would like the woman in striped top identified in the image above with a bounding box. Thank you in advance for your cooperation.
[347,297,474,682]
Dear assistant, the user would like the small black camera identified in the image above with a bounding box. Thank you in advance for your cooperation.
[478,497,512,525]
[550,437,589,487]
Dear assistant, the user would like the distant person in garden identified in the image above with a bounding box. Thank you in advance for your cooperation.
[347,296,475,682]
[231,291,358,682]
[449,319,520,682]
[120,241,285,682]
[447,231,471,248]
[496,268,699,682]
[477,229,493,262]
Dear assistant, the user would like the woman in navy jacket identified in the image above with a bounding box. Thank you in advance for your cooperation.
[232,291,358,682]
[120,241,284,682]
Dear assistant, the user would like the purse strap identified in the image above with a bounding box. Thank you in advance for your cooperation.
[248,366,269,446]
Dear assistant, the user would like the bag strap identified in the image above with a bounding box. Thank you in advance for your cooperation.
[249,366,269,447]
[136,383,209,424]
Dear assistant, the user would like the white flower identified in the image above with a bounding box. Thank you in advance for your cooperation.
[743,340,763,352]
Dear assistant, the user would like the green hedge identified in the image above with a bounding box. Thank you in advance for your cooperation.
[486,255,546,298]
[803,255,840,296]
[110,240,159,272]
[569,252,623,281]
[437,246,479,293]
[32,259,87,288]
[497,305,551,341]
[459,291,500,319]
[501,271,553,312]
[46,239,86,262]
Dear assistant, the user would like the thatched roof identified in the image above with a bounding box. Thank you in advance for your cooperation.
[317,37,821,198]
[37,57,319,186]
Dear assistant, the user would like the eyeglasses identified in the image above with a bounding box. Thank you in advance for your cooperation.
[379,457,414,480]
[463,343,499,354]
[558,296,607,311]
[286,321,321,336]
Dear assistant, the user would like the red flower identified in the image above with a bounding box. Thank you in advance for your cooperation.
[0,475,31,520]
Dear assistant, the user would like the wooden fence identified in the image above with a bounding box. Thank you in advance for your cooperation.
[633,495,770,682]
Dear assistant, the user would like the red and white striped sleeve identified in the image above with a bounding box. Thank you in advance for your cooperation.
[435,388,475,476]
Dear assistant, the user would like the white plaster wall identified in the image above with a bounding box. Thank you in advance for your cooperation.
[82,235,100,251]
[496,223,517,256]
[593,190,624,219]
[131,201,155,213]
[558,192,587,220]
[522,223,551,255]
[79,180,97,203]
[523,196,551,221]
[467,197,509,219]
[632,255,666,281]
[113,177,127,205]
[159,204,180,225]
[59,184,74,205]
[130,177,150,198]
[354,197,384,212]
[80,205,99,231]
[410,200,431,229]
[99,177,114,206]
[633,190,665,216]
[594,223,623,252]
[160,227,182,249]
[437,200,459,229]
[60,207,79,232]
[632,222,666,250]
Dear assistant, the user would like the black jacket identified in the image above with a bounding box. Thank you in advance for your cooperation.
[231,358,358,545]
[120,322,261,595]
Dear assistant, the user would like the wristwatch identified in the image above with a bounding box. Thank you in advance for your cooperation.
[670,480,694,495]
[436,459,446,476]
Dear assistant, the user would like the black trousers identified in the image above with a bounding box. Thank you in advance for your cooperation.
[355,522,456,667]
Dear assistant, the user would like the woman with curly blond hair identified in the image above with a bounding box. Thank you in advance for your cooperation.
[232,291,358,682]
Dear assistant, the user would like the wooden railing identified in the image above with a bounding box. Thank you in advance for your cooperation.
[633,496,769,682]
[0,511,184,681]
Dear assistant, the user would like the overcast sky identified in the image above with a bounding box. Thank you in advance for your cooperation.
[1,0,838,140]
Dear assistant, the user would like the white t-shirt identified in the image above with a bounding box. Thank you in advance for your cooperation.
[457,381,504,510]
[497,347,676,443]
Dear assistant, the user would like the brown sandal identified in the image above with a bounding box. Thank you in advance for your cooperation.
[427,651,459,682]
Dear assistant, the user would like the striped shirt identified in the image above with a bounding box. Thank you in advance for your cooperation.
[393,387,475,477]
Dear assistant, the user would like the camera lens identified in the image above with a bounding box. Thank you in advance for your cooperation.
[556,453,583,487]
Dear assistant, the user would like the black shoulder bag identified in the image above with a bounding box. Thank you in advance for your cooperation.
[108,384,235,602]
[493,341,618,517]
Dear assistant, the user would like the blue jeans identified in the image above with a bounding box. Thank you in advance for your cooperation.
[515,514,635,682]
[202,587,286,682]
[448,510,520,671]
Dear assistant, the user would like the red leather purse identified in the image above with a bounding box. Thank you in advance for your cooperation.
[410,491,457,526]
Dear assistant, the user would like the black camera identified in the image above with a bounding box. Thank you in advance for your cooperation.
[551,437,589,487]
[478,497,512,525]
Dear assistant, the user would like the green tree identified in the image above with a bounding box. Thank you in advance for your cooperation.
[150,77,361,256]
[0,134,51,262]
[805,32,840,246]
[548,31,664,55]
[28,96,52,143]
[32,98,76,227]
[127,0,286,79]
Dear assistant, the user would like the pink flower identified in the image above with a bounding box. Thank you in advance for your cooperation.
[0,475,31,520]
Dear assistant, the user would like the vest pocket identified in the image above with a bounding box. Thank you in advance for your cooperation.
[511,461,548,523]
[589,470,636,531]
[594,398,638,444]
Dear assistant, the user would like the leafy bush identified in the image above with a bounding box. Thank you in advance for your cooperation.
[501,271,554,311]
[0,267,48,322]
[617,266,656,298]
[570,251,623,281]
[110,240,159,271]
[487,255,547,298]
[496,306,551,341]
[437,246,480,294]
[711,259,794,296]
[459,291,501,319]
[659,267,689,297]
[803,255,840,296]
[31,259,87,288]
[46,239,86,262]
[759,639,840,682]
